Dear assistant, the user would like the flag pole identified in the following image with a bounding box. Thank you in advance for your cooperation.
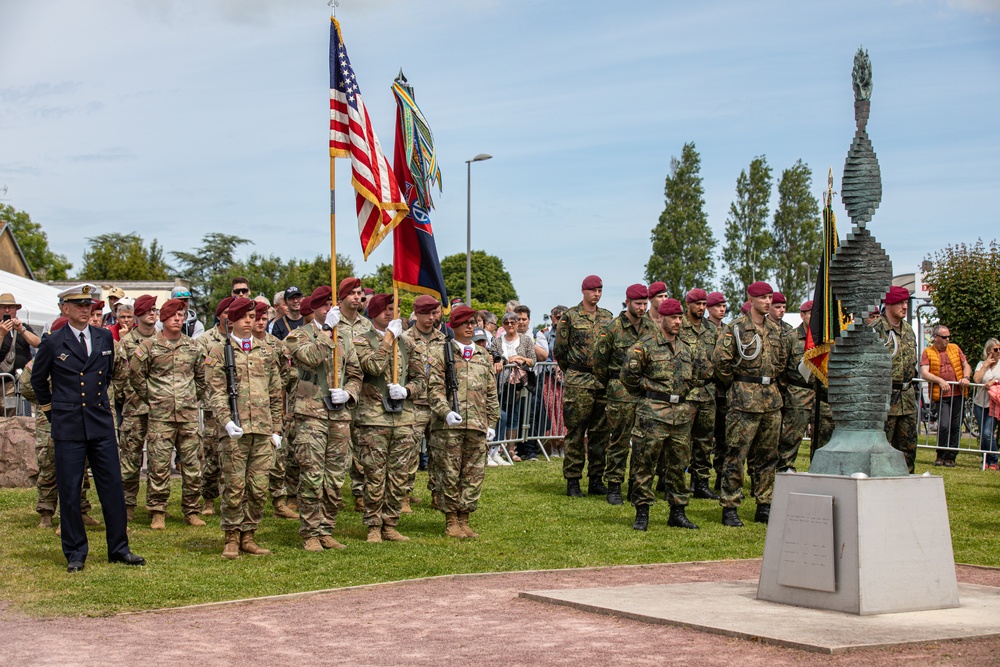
[329,9,340,388]
[392,283,399,383]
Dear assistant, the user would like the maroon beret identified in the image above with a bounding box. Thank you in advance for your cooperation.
[658,298,683,316]
[772,291,786,305]
[363,287,375,296]
[254,301,269,319]
[300,294,314,317]
[625,283,648,301]
[648,281,667,297]
[686,288,707,303]
[741,301,751,314]
[133,295,157,317]
[51,317,68,332]
[337,277,361,301]
[90,300,105,313]
[413,294,440,314]
[449,305,476,327]
[581,275,602,290]
[884,286,910,305]
[800,300,814,312]
[706,291,726,307]
[310,285,332,308]
[159,298,185,322]
[227,297,254,322]
[747,281,773,298]
[367,293,393,319]
[215,296,234,318]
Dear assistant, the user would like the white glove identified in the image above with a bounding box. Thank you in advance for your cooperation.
[325,306,341,329]
[329,388,350,404]
[487,427,496,441]
[271,433,282,450]
[446,411,463,426]
[225,421,243,439]
[388,383,408,400]
[386,319,403,338]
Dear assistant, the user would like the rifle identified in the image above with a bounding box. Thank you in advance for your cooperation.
[443,327,460,414]
[223,320,241,428]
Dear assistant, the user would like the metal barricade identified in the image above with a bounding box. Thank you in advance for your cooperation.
[490,361,566,463]
[915,378,996,468]
[0,371,31,417]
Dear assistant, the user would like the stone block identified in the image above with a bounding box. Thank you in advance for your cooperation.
[0,416,37,487]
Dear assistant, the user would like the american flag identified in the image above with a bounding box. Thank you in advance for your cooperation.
[329,18,407,260]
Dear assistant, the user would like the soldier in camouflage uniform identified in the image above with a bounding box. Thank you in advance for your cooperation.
[677,288,720,500]
[593,283,656,506]
[871,286,919,473]
[196,296,237,513]
[713,281,787,527]
[554,274,613,497]
[620,298,698,531]
[426,305,500,538]
[284,286,363,551]
[335,277,371,512]
[705,291,729,492]
[352,293,426,543]
[778,300,834,471]
[112,294,158,520]
[129,299,207,529]
[205,297,284,559]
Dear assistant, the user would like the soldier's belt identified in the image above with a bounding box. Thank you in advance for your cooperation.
[786,377,813,390]
[892,381,913,390]
[567,362,593,374]
[644,390,685,404]
[734,374,774,385]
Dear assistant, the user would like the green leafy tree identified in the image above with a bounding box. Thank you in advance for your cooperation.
[720,155,774,306]
[440,251,517,304]
[925,240,1000,364]
[359,263,394,295]
[171,233,252,319]
[0,204,73,280]
[771,160,821,306]
[78,233,171,282]
[644,142,715,297]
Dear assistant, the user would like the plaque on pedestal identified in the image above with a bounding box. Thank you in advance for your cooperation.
[776,493,835,593]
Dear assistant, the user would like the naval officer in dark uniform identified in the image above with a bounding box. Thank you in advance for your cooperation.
[31,284,145,572]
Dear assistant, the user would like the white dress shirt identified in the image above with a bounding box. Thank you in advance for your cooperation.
[68,323,92,356]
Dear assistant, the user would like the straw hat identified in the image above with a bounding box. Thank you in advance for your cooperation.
[0,293,21,309]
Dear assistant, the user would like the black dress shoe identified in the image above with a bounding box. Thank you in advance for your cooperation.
[109,552,146,566]
[67,561,85,573]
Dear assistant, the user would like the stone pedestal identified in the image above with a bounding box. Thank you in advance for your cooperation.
[0,416,37,487]
[757,472,959,615]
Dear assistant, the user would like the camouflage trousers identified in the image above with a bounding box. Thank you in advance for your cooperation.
[661,399,714,486]
[356,425,415,528]
[295,416,351,539]
[119,413,148,509]
[713,393,728,481]
[201,411,222,501]
[35,423,92,515]
[884,412,918,474]
[269,414,300,501]
[145,419,203,516]
[631,413,694,508]
[779,402,834,471]
[603,400,636,485]
[347,408,364,501]
[408,405,431,495]
[428,428,488,513]
[562,384,609,481]
[721,409,780,509]
[218,433,275,532]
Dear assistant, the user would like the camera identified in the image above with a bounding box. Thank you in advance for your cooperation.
[2,314,10,322]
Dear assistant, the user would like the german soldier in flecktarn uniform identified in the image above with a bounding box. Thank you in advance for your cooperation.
[205,297,284,560]
[555,274,613,498]
[872,286,919,473]
[593,283,656,506]
[283,286,363,552]
[621,298,698,532]
[426,305,500,539]
[713,281,787,528]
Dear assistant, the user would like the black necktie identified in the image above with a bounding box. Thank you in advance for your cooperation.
[79,331,88,356]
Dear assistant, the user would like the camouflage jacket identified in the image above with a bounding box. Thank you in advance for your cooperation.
[256,331,293,393]
[337,312,372,353]
[205,337,283,436]
[714,313,786,413]
[196,326,227,414]
[872,314,918,416]
[620,330,695,426]
[352,329,425,427]
[678,316,717,403]
[284,321,362,422]
[554,302,613,390]
[427,340,500,433]
[593,311,657,403]
[113,327,155,416]
[400,325,446,407]
[778,322,816,411]
[129,332,206,423]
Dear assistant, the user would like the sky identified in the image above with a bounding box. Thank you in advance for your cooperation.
[1,0,998,319]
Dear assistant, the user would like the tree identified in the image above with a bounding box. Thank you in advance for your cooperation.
[771,160,822,306]
[720,155,774,306]
[644,142,715,297]
[0,204,72,280]
[359,263,394,295]
[440,251,517,304]
[925,240,1000,365]
[78,233,171,282]
[172,233,252,319]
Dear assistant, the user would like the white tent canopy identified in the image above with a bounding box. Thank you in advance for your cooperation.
[0,269,63,331]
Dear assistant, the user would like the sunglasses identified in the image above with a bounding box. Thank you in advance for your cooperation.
[937,334,951,340]
[232,288,250,295]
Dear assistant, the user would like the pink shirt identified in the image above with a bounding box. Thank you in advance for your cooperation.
[921,347,968,397]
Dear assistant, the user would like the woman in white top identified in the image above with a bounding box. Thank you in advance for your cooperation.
[972,338,1000,469]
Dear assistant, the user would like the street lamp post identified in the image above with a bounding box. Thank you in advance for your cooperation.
[466,153,492,306]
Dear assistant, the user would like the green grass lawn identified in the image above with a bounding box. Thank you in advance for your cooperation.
[1,446,997,617]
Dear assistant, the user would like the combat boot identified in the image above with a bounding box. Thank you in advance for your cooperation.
[367,526,383,543]
[754,503,771,524]
[667,505,699,529]
[588,477,609,496]
[319,535,347,550]
[444,512,465,538]
[303,537,323,552]
[632,505,649,531]
[81,512,101,526]
[400,496,412,514]
[722,507,743,527]
[457,511,479,538]
[353,495,364,512]
[381,526,410,542]
[55,523,61,536]
[239,530,272,555]
[150,511,166,530]
[38,511,53,529]
[606,482,623,506]
[692,480,720,501]
[286,497,299,512]
[126,506,135,522]
[221,530,240,559]
[272,497,298,520]
[201,499,216,516]
[566,479,584,498]
[185,513,207,527]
